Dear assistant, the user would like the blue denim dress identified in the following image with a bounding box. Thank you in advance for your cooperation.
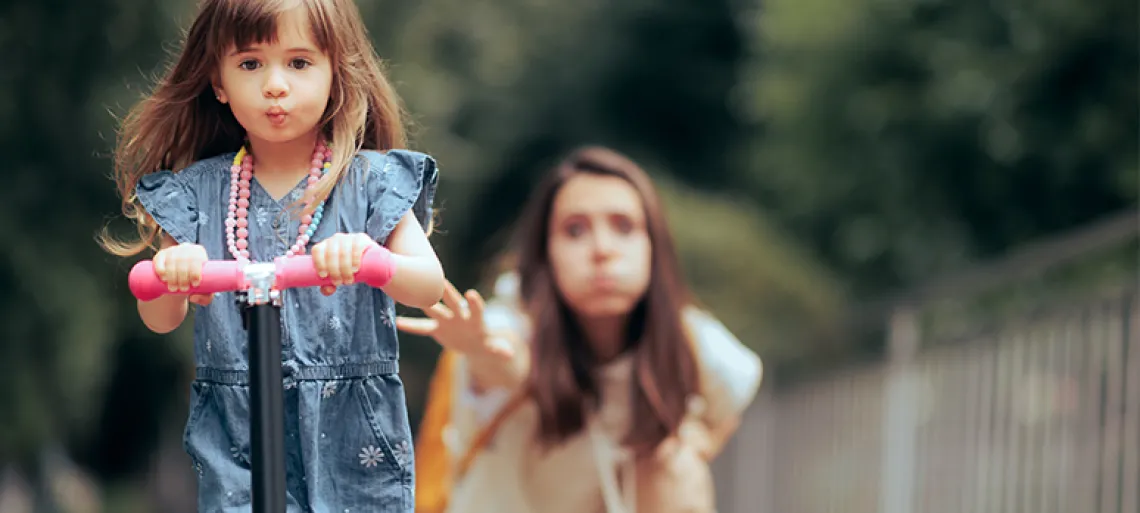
[136,149,437,512]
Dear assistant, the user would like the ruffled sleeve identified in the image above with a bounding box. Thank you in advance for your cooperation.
[358,149,440,244]
[684,306,763,426]
[135,169,199,244]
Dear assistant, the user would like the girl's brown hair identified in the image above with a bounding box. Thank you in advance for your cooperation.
[101,0,407,256]
[513,146,700,457]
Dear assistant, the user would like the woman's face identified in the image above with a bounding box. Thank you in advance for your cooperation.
[547,174,652,319]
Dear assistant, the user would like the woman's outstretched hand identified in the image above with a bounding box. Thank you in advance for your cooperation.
[395,280,515,361]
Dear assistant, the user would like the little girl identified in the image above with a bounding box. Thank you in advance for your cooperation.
[100,0,445,511]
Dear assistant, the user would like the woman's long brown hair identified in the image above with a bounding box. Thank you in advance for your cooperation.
[513,146,700,457]
[100,0,407,256]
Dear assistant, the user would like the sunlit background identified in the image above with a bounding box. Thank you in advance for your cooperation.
[0,0,1136,511]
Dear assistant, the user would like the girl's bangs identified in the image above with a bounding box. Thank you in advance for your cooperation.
[209,0,335,59]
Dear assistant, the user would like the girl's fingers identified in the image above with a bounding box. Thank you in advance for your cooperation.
[351,234,369,275]
[153,251,172,290]
[173,255,191,292]
[189,293,213,306]
[325,240,344,285]
[189,258,203,287]
[340,237,356,284]
[311,243,328,279]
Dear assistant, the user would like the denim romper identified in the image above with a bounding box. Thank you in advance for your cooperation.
[136,149,438,512]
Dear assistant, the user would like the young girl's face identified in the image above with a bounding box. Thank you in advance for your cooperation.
[546,174,653,320]
[215,8,332,147]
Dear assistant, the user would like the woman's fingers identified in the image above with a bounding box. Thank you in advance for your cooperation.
[440,281,466,318]
[425,302,454,321]
[464,289,486,325]
[395,316,438,336]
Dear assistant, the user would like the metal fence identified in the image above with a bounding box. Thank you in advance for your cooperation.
[713,209,1139,513]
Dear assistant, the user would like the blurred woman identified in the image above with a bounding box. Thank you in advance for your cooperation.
[401,146,762,513]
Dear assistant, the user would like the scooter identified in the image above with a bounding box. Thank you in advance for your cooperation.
[129,248,394,513]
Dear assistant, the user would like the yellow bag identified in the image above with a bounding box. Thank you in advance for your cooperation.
[414,350,526,513]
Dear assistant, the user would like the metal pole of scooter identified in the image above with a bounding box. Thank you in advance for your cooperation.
[242,263,287,513]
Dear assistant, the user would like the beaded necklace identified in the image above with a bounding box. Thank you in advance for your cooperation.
[224,141,332,262]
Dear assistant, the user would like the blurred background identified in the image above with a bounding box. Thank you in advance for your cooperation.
[0,0,1136,511]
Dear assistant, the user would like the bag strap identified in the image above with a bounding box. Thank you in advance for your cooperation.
[589,419,636,513]
[454,388,528,479]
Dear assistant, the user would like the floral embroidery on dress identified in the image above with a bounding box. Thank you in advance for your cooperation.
[327,315,344,333]
[359,445,384,468]
[321,382,337,398]
[392,440,411,466]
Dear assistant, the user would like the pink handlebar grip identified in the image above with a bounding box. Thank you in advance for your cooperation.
[129,260,246,301]
[274,246,395,290]
[127,246,396,301]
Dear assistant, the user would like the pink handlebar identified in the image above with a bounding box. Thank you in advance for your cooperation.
[128,246,395,301]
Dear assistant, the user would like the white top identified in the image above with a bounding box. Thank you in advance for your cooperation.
[441,279,763,513]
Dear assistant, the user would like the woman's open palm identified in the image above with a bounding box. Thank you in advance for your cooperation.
[395,280,515,361]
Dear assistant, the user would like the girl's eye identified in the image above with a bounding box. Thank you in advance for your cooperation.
[291,58,311,69]
[239,59,260,71]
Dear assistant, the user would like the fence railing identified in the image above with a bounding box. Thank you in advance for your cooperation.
[713,208,1139,513]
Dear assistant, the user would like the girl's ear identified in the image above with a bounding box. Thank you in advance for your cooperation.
[211,76,228,104]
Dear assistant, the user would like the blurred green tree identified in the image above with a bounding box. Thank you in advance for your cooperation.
[741,0,1138,296]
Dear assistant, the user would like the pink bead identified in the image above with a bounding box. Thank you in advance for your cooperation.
[236,239,248,250]
[239,179,250,188]
[240,250,250,259]
[298,225,309,235]
[238,198,249,208]
[237,207,248,218]
[299,234,310,245]
[301,214,312,224]
[307,176,319,186]
[325,149,333,158]
[241,170,252,180]
[237,228,248,238]
[285,250,294,257]
[237,218,248,228]
[312,158,323,167]
[229,205,237,213]
[243,162,253,172]
[231,165,241,173]
[239,189,250,199]
[224,218,236,228]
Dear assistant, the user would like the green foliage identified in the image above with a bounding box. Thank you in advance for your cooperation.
[743,0,1138,295]
[657,176,847,365]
